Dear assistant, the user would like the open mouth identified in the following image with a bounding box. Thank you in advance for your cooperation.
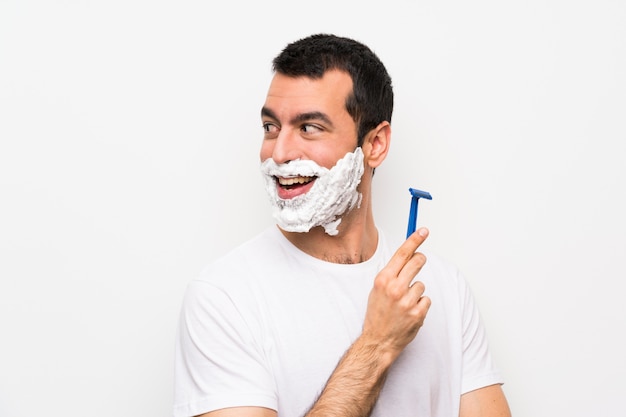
[274,175,317,199]
[277,175,315,190]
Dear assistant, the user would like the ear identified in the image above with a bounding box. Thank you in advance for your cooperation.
[362,121,391,169]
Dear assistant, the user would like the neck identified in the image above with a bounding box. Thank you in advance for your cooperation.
[279,195,378,264]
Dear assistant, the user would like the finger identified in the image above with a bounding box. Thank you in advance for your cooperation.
[397,251,427,287]
[408,280,426,298]
[405,280,426,305]
[385,227,429,274]
[414,295,431,319]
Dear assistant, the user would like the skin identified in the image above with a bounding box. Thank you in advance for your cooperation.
[196,70,511,417]
[260,70,384,263]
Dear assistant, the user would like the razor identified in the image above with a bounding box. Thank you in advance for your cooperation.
[406,188,432,238]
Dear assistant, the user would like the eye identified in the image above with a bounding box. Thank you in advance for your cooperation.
[262,122,280,138]
[301,124,322,134]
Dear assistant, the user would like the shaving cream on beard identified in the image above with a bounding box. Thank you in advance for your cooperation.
[260,147,365,236]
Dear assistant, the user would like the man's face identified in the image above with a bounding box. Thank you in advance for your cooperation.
[260,70,359,194]
[260,70,365,235]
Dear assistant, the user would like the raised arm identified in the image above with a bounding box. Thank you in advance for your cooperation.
[198,228,431,417]
[305,227,431,416]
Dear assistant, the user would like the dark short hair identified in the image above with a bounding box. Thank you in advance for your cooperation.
[272,34,394,147]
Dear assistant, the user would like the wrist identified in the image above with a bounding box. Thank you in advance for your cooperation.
[352,334,398,372]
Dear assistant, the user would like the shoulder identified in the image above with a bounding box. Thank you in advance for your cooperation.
[181,226,299,313]
[421,250,465,288]
[418,250,470,316]
[196,226,285,284]
[179,228,285,328]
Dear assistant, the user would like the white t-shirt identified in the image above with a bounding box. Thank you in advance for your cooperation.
[174,226,503,417]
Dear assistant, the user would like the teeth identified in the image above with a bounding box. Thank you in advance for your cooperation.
[278,176,314,186]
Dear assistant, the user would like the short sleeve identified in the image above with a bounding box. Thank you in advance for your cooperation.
[173,280,277,417]
[458,273,504,394]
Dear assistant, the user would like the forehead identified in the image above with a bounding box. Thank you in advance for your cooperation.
[263,70,353,117]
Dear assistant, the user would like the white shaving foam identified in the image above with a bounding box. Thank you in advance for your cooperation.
[260,147,365,236]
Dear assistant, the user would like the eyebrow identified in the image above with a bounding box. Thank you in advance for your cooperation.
[261,107,334,128]
[261,106,278,120]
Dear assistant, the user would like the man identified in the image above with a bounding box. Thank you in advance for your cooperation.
[174,34,510,417]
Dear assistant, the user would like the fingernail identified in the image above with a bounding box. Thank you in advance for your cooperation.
[418,228,429,237]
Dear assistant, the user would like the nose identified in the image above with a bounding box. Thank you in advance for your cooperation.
[269,129,301,164]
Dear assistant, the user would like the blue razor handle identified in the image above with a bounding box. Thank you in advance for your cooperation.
[406,188,432,238]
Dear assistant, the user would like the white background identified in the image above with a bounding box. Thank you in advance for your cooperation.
[1,1,624,416]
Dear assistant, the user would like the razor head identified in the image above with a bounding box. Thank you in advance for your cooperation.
[409,188,432,200]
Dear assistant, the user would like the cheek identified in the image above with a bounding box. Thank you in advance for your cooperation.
[315,150,347,171]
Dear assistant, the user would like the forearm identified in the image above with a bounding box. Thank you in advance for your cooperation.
[304,336,394,417]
